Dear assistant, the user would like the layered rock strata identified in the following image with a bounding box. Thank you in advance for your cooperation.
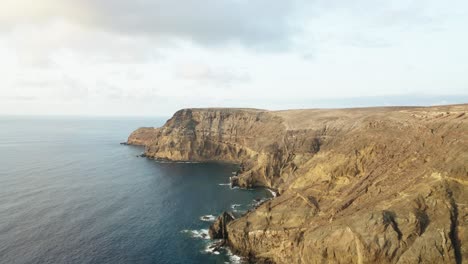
[128,105,468,263]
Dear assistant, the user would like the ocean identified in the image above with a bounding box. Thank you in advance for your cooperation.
[0,116,270,264]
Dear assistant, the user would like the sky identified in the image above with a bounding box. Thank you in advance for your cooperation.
[0,0,467,116]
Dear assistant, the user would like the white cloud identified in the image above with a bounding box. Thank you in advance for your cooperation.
[0,0,467,116]
[0,0,300,49]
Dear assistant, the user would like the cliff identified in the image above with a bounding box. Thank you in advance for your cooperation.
[128,105,468,263]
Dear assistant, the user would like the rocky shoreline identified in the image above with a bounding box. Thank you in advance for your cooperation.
[127,105,467,263]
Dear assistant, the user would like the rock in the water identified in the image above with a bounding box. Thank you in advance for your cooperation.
[209,212,235,239]
[230,176,239,188]
[208,240,225,252]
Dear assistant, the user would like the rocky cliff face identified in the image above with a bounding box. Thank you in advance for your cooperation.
[128,105,468,263]
[127,127,160,146]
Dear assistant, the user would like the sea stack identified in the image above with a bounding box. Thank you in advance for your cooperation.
[208,212,236,240]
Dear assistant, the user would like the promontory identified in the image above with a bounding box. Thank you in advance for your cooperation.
[127,104,467,263]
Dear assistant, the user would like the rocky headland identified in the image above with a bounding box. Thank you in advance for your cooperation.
[127,105,467,263]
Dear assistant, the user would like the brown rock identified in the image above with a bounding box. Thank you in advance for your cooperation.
[209,212,236,239]
[128,105,468,263]
[127,127,160,146]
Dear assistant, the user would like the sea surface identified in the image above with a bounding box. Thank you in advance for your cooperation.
[0,116,271,264]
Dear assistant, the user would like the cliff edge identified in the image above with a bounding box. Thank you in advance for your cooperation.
[128,105,468,263]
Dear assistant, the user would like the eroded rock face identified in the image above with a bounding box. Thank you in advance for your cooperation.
[209,212,236,239]
[127,127,160,146]
[128,105,468,263]
[129,108,294,188]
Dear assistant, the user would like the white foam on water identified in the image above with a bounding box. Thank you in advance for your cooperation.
[251,197,271,207]
[218,183,231,186]
[203,244,220,255]
[203,240,226,256]
[154,160,170,163]
[267,188,278,197]
[154,160,200,164]
[200,214,216,222]
[225,248,243,264]
[181,229,210,240]
[230,254,242,264]
[230,204,241,209]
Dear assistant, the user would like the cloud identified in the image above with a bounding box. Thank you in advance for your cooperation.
[0,0,301,50]
[0,0,467,116]
[96,0,300,48]
[175,63,251,86]
[0,95,38,101]
[1,0,462,53]
[308,0,456,29]
[1,19,164,69]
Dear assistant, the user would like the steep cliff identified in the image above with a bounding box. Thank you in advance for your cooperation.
[128,105,468,263]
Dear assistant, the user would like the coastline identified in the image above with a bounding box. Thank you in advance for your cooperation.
[126,105,468,263]
[127,145,274,262]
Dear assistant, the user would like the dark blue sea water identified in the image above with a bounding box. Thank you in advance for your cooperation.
[0,117,270,264]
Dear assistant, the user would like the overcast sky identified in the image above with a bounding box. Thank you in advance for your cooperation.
[0,0,467,116]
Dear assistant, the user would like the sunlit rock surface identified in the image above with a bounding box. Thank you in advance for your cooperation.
[128,105,468,263]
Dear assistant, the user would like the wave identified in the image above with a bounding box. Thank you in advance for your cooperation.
[200,214,216,222]
[204,241,244,263]
[267,188,278,197]
[180,229,210,240]
[230,204,241,210]
[203,242,222,255]
[251,197,270,207]
[226,248,243,264]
